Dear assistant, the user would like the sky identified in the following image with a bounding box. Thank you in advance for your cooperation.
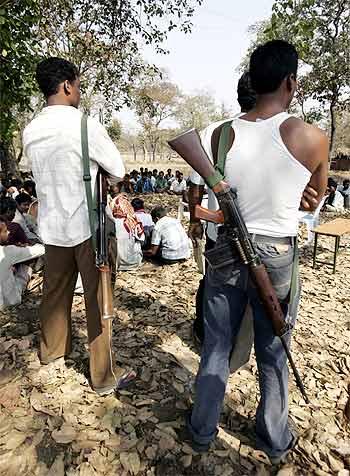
[118,0,274,129]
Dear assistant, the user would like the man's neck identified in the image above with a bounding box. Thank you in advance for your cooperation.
[47,96,73,107]
[247,94,288,120]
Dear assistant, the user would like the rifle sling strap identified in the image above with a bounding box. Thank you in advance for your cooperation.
[205,120,234,188]
[213,118,299,306]
[81,114,96,249]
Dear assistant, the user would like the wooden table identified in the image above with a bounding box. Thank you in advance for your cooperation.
[313,218,350,273]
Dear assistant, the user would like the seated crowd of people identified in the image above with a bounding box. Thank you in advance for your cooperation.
[0,169,192,309]
[114,167,188,196]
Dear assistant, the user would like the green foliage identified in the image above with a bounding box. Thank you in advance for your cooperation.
[243,0,349,154]
[37,0,203,111]
[107,119,122,143]
[0,0,203,172]
[133,76,180,160]
[174,92,229,130]
[0,0,40,146]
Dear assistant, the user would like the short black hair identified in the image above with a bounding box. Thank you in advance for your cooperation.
[151,206,167,221]
[23,179,37,197]
[0,197,16,214]
[15,192,32,205]
[131,198,144,211]
[36,57,79,98]
[328,178,338,189]
[237,72,256,112]
[11,178,23,189]
[249,40,298,94]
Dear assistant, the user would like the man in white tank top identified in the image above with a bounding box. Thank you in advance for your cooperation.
[185,40,329,464]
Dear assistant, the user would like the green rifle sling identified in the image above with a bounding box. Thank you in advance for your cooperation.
[205,120,233,188]
[81,114,97,249]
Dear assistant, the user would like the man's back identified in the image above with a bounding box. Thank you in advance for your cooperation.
[23,105,124,246]
[152,216,190,260]
[225,112,312,237]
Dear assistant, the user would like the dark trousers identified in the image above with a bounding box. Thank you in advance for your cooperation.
[39,238,119,390]
[193,236,216,343]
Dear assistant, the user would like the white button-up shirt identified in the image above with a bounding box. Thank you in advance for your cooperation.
[23,106,125,247]
[151,216,191,260]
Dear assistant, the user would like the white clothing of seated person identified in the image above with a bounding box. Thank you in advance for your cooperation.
[0,218,45,308]
[325,179,344,212]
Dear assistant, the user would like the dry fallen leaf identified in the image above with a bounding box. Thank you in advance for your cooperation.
[119,451,141,475]
[52,423,77,444]
[47,454,65,476]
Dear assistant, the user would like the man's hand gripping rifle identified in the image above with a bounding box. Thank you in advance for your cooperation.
[168,129,309,404]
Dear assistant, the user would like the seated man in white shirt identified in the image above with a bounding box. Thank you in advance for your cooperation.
[0,216,45,309]
[324,178,344,211]
[169,172,187,195]
[144,206,191,264]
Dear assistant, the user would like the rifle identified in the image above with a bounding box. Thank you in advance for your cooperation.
[168,128,309,404]
[81,112,114,320]
[96,168,115,319]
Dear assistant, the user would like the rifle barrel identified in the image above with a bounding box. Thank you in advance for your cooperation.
[280,334,309,404]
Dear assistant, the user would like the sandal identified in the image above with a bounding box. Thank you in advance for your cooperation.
[94,369,137,396]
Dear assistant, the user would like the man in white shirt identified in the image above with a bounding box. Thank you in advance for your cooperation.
[144,206,190,264]
[23,57,135,395]
[169,172,187,195]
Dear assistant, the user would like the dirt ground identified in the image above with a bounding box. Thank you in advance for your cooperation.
[0,195,349,476]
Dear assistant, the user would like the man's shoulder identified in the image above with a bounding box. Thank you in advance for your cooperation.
[280,116,329,171]
[282,116,328,147]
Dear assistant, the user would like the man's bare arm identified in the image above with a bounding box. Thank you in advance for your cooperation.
[299,130,329,211]
[281,119,329,212]
[188,182,205,244]
[188,182,205,222]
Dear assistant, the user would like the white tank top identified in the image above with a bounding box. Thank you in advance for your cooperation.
[225,112,311,237]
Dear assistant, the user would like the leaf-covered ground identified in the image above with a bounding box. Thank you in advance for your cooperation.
[0,195,349,476]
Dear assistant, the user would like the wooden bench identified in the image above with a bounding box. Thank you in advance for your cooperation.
[312,218,350,273]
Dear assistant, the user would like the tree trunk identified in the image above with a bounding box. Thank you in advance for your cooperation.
[0,141,18,176]
[329,102,336,160]
[132,145,137,161]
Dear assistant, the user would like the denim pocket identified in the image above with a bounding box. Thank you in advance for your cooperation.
[255,243,294,302]
[206,237,241,287]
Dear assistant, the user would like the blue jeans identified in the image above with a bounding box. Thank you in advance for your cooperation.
[188,237,300,459]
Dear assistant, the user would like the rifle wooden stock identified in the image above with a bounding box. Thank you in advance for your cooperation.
[99,265,114,319]
[250,264,287,336]
[195,204,224,224]
[168,129,217,182]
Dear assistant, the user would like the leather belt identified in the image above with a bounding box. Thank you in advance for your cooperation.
[249,234,293,246]
[217,226,293,245]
